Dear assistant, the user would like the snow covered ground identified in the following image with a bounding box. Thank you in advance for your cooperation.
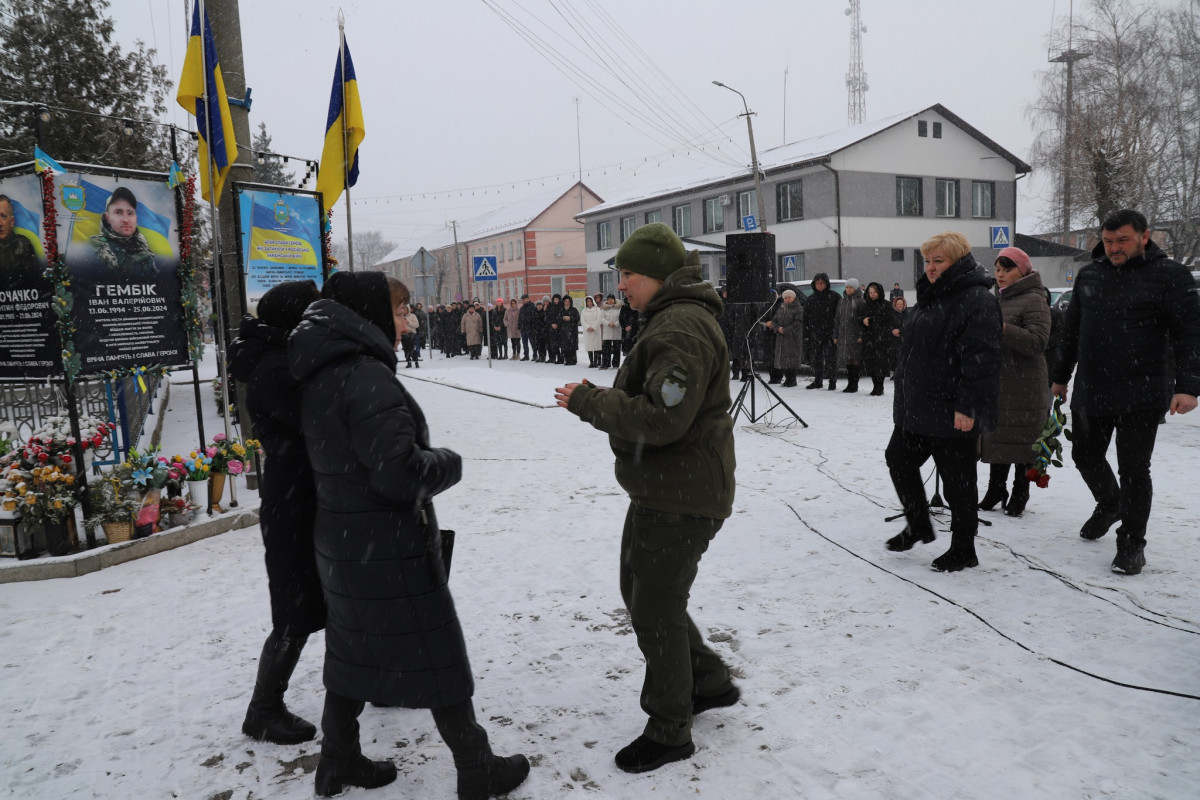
[2,345,1199,799]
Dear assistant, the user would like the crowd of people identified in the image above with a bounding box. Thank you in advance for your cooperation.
[222,211,1197,796]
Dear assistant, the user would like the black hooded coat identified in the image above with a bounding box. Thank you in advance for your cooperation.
[288,275,471,708]
[227,281,325,635]
[893,254,1002,437]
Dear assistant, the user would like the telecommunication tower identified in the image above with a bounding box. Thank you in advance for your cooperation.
[845,1,868,126]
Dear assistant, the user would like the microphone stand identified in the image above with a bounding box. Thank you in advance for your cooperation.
[729,300,807,426]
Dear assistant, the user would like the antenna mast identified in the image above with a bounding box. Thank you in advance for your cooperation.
[845,0,868,126]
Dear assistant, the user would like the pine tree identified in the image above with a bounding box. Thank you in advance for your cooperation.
[250,121,297,187]
[0,0,172,171]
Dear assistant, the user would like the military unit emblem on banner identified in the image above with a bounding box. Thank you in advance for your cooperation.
[60,184,85,212]
[273,199,290,226]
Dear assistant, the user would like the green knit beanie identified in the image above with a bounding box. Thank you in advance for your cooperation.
[615,222,686,281]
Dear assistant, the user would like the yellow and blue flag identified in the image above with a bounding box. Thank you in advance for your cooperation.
[175,1,238,202]
[34,146,65,175]
[8,196,46,259]
[316,35,365,211]
[168,161,186,189]
[69,179,175,257]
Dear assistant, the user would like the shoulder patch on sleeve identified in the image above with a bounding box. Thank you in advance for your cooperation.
[659,364,690,408]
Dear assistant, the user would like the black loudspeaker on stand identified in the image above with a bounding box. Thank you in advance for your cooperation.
[728,301,807,427]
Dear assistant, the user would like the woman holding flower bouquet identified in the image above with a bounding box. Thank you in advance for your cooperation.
[290,272,529,798]
[228,279,325,748]
[978,247,1052,517]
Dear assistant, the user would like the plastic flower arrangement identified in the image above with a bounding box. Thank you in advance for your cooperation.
[171,452,212,481]
[1025,396,1071,489]
[123,448,173,490]
[159,495,201,517]
[3,463,80,524]
[26,415,117,465]
[205,434,261,475]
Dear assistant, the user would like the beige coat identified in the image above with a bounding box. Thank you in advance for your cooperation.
[460,309,484,346]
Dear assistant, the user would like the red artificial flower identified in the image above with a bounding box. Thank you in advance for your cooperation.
[1036,474,1050,489]
[60,454,72,464]
[1025,467,1041,481]
[37,453,49,462]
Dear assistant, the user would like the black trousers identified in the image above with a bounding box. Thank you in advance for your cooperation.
[1070,407,1160,539]
[601,339,621,368]
[885,426,980,539]
[808,337,836,381]
[322,690,490,766]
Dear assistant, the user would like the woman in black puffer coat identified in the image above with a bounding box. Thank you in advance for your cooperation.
[228,280,324,747]
[860,282,894,396]
[289,272,528,799]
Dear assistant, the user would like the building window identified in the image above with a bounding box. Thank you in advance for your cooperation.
[597,221,611,250]
[620,215,636,242]
[777,180,803,221]
[932,122,942,139]
[498,242,505,262]
[778,251,805,282]
[918,120,928,137]
[645,209,661,224]
[891,248,905,262]
[672,204,691,237]
[736,190,755,228]
[896,177,923,216]
[551,276,564,296]
[935,179,959,218]
[703,196,724,233]
[972,181,995,219]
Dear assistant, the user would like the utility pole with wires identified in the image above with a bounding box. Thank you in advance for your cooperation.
[712,80,766,233]
[1049,0,1089,245]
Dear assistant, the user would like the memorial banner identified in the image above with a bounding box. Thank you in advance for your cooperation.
[0,172,57,377]
[236,187,324,307]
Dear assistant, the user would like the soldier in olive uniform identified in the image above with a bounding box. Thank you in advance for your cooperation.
[555,222,739,775]
[0,195,38,289]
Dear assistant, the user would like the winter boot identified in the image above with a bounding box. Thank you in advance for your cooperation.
[1004,464,1031,516]
[978,463,1009,512]
[931,530,979,572]
[314,691,396,797]
[805,378,823,389]
[827,375,838,390]
[870,376,885,396]
[885,525,936,552]
[241,631,317,745]
[842,364,860,393]
[768,369,782,385]
[1080,504,1121,540]
[615,735,695,774]
[433,700,530,800]
[1111,527,1146,575]
[693,682,741,716]
[783,370,798,388]
[740,369,752,382]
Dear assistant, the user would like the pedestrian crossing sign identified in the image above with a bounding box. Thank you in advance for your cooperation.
[472,255,498,281]
[783,255,797,272]
[990,225,1012,249]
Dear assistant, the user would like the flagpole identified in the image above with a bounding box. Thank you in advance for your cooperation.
[338,10,355,272]
[198,0,236,511]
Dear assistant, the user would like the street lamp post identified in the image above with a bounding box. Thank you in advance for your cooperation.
[713,81,767,233]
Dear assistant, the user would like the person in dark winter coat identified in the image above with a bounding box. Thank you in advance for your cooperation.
[546,294,564,363]
[886,232,1002,572]
[759,290,784,383]
[556,226,739,776]
[769,289,805,386]
[619,296,639,355]
[228,280,324,748]
[517,294,535,360]
[859,282,894,396]
[1052,209,1200,575]
[834,279,865,392]
[560,295,581,365]
[288,272,529,798]
[488,299,507,359]
[803,273,840,389]
[532,298,549,361]
[889,296,908,370]
[978,247,1051,517]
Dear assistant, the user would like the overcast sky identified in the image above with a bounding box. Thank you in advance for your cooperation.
[106,0,1136,253]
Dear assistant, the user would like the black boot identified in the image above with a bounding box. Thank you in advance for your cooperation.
[768,369,782,385]
[314,690,397,797]
[433,700,530,800]
[740,369,752,382]
[885,525,936,552]
[242,631,317,745]
[870,376,885,396]
[1111,527,1146,575]
[842,365,859,393]
[1080,504,1121,540]
[1005,465,1031,517]
[931,530,979,572]
[805,378,823,389]
[827,375,838,390]
[783,370,798,388]
[978,464,1009,512]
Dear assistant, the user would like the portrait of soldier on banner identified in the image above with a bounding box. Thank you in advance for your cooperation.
[0,191,43,291]
[88,186,159,278]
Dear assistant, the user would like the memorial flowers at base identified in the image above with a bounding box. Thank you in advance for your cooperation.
[1,463,79,525]
[205,433,261,475]
[1026,396,1071,489]
[25,415,117,466]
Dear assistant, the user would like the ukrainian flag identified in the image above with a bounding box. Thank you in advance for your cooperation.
[9,197,46,260]
[68,179,175,257]
[175,1,238,202]
[316,36,364,211]
[249,201,317,266]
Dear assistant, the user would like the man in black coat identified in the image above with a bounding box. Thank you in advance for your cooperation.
[1052,209,1200,575]
[517,293,535,360]
[886,232,1002,572]
[228,280,324,747]
[803,273,840,389]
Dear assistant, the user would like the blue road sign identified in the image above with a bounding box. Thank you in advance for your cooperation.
[472,255,498,281]
[743,215,758,231]
[989,225,1012,249]
[783,255,797,272]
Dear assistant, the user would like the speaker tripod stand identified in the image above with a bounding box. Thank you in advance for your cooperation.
[884,466,991,527]
[729,317,807,426]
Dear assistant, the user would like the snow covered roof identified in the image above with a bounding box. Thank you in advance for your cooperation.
[377,182,597,265]
[579,104,1032,217]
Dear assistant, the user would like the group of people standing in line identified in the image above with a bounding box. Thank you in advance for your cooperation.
[421,293,640,368]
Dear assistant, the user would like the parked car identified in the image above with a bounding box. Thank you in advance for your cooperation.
[778,278,849,298]
[1048,287,1073,311]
